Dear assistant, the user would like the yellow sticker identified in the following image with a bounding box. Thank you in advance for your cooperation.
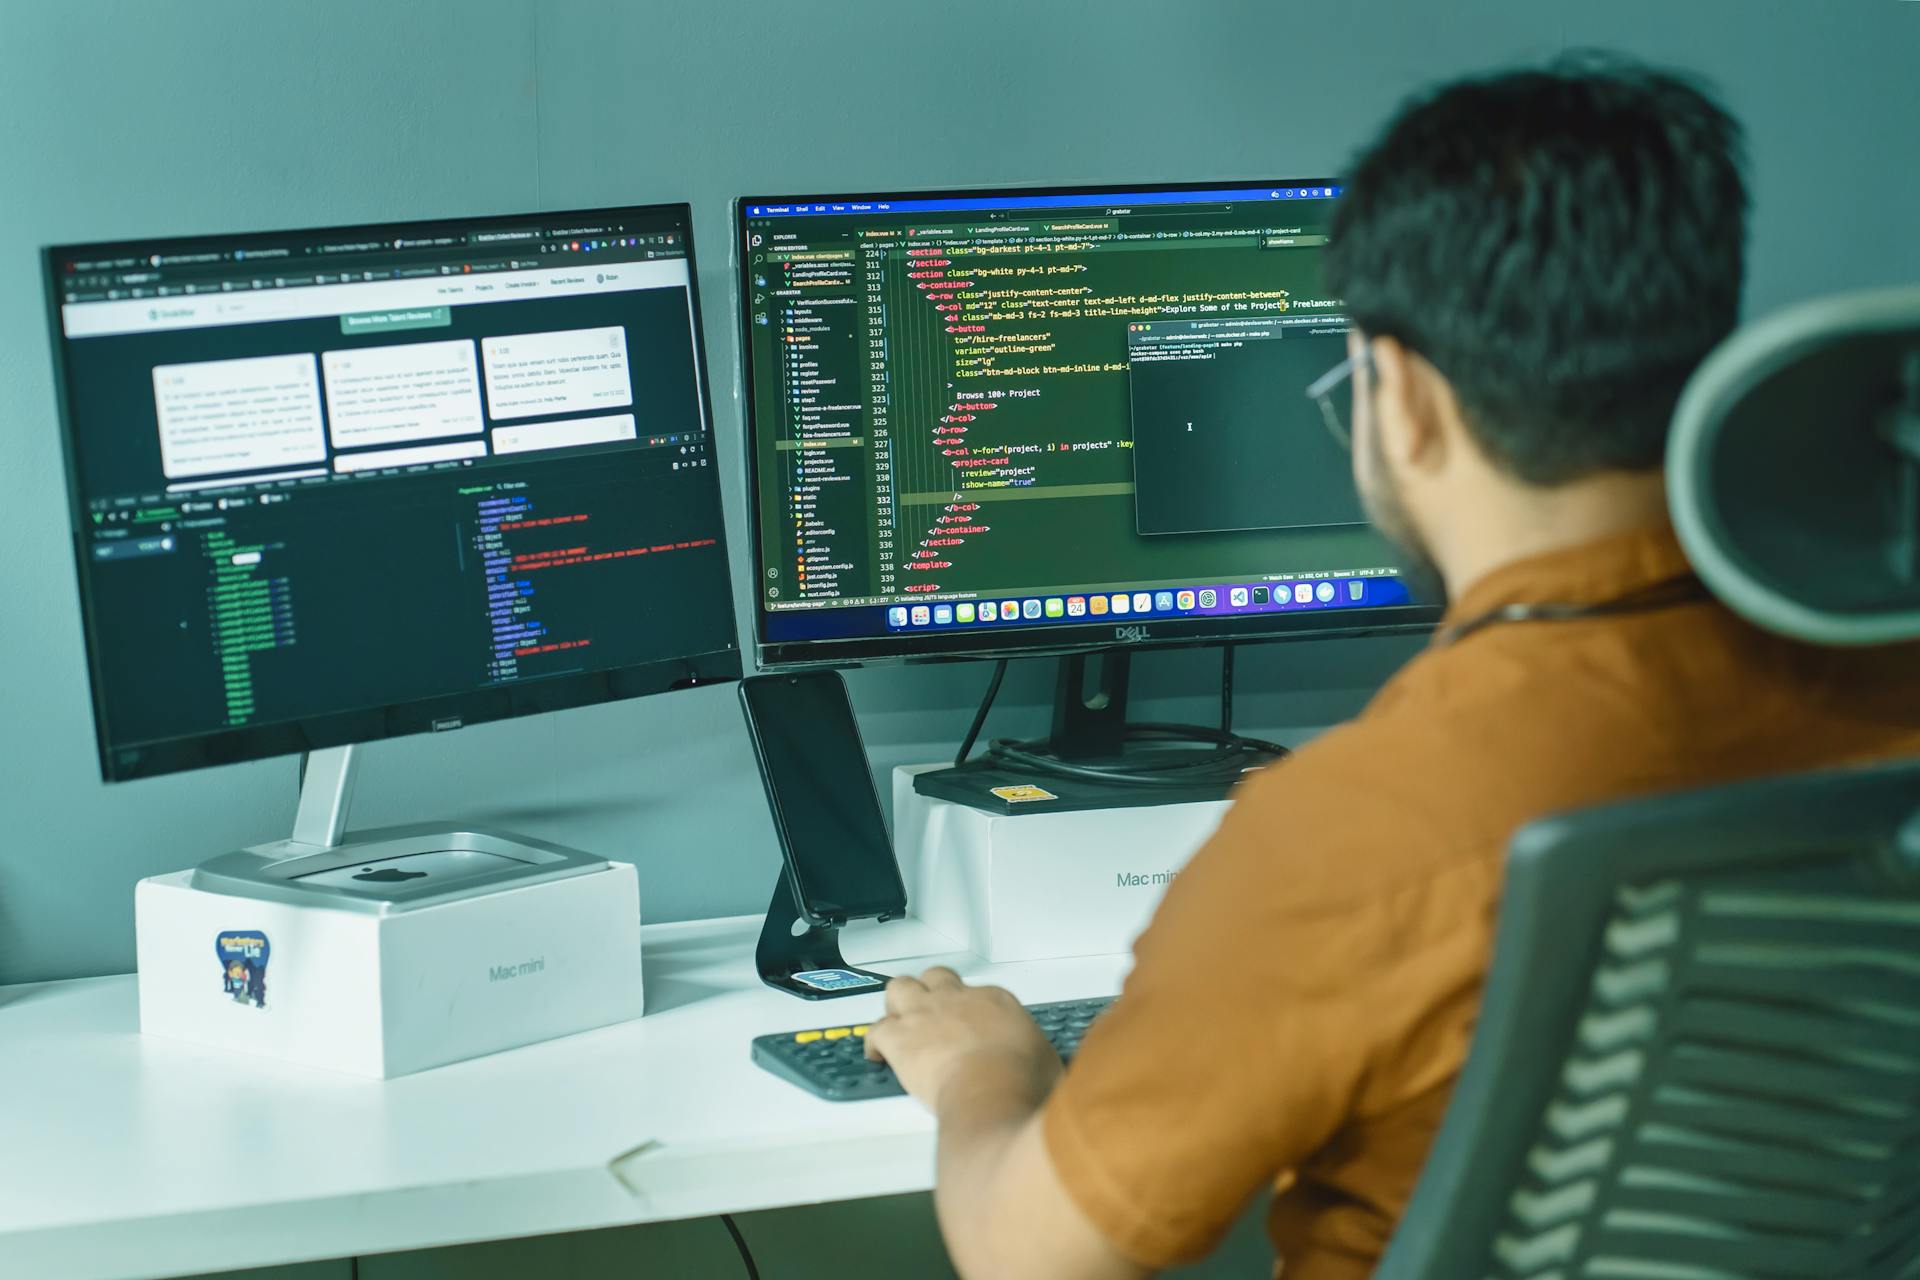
[990,783,1058,803]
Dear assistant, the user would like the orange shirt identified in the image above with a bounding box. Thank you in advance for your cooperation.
[1043,524,1920,1279]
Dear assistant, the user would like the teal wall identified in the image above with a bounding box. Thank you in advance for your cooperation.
[4,4,1918,1279]
[1,0,1915,994]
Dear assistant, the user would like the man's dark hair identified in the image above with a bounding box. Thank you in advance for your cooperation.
[1324,55,1748,485]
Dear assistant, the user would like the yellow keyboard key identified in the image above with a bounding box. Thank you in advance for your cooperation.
[794,1031,823,1044]
[852,1025,869,1036]
[824,1027,852,1040]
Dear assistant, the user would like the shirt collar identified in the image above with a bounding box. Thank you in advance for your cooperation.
[1439,522,1696,633]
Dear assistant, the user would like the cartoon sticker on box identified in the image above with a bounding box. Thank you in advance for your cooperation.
[215,930,270,1009]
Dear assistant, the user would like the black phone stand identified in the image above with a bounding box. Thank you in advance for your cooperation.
[756,873,892,1000]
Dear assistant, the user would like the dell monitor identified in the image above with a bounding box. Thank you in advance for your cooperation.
[45,203,740,805]
[735,181,1434,797]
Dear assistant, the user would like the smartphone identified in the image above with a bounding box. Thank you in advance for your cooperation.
[739,670,907,925]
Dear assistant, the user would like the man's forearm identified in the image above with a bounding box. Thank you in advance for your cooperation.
[932,1054,1054,1278]
[864,972,1146,1280]
[931,1058,1146,1280]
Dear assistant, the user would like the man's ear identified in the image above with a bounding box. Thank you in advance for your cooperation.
[1370,337,1448,475]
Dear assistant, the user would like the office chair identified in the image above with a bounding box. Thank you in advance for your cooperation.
[1375,284,1920,1280]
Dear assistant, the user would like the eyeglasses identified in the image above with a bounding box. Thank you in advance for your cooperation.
[1304,346,1373,449]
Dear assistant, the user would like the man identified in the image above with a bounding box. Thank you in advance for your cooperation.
[865,58,1920,1280]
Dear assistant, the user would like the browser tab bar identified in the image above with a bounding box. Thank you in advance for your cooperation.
[150,251,223,267]
[61,257,692,338]
[468,228,540,245]
[313,239,388,256]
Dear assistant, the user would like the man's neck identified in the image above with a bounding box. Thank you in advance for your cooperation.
[1437,469,1671,600]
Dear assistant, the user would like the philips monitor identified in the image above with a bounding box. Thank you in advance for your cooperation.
[47,203,740,783]
[735,180,1435,671]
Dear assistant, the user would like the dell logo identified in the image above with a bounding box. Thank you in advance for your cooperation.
[1113,625,1150,643]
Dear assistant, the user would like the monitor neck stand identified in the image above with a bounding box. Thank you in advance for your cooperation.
[1050,649,1133,758]
[756,874,891,1000]
[291,742,360,850]
[189,744,609,912]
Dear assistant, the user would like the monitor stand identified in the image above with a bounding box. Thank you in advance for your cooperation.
[190,744,608,911]
[912,649,1272,815]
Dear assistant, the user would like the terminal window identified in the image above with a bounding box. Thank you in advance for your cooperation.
[740,185,1407,645]
[1127,318,1361,536]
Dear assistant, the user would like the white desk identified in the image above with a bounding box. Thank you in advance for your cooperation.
[0,915,1127,1280]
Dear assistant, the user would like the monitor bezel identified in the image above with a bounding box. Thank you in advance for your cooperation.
[732,179,1440,670]
[44,202,743,783]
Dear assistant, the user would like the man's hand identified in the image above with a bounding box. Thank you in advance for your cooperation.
[864,968,1146,1279]
[864,966,1064,1116]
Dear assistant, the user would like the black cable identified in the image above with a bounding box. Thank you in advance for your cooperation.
[954,658,1009,768]
[1220,642,1236,735]
[720,1213,761,1280]
[985,721,1287,787]
[955,648,1284,787]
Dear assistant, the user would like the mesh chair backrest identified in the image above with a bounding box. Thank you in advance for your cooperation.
[1376,761,1920,1280]
[1492,862,1920,1279]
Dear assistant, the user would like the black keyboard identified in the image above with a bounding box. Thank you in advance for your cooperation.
[751,995,1116,1101]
